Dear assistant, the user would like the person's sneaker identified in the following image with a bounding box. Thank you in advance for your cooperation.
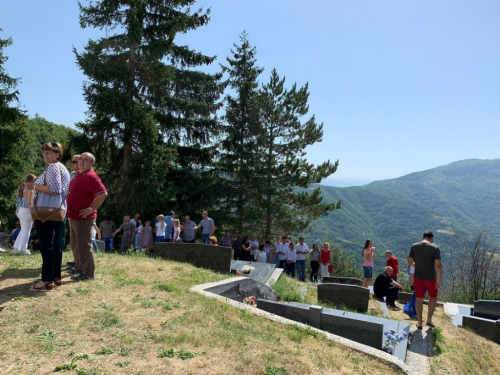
[66,261,76,266]
[67,267,77,274]
[389,304,401,311]
[0,247,6,253]
[19,249,31,255]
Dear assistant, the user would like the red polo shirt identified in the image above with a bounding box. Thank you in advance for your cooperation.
[386,256,399,277]
[67,169,106,221]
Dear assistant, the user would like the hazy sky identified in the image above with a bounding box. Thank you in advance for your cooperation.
[2,1,499,181]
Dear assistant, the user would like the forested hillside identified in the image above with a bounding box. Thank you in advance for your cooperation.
[305,159,500,270]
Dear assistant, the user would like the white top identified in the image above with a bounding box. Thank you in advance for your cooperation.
[264,246,271,259]
[286,249,296,262]
[173,227,180,242]
[295,243,309,261]
[250,240,259,256]
[91,226,97,239]
[156,222,166,236]
[130,219,137,227]
[136,225,143,234]
[275,242,288,260]
[256,251,267,263]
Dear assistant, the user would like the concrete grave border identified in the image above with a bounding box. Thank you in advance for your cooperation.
[191,277,414,375]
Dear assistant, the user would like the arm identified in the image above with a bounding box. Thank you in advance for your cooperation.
[93,223,101,240]
[390,280,403,290]
[408,256,415,267]
[435,259,443,289]
[210,223,215,236]
[79,192,108,219]
[26,189,33,207]
[113,225,123,237]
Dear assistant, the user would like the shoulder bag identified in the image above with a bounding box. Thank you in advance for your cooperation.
[30,168,66,222]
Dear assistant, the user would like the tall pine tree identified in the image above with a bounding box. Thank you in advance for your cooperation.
[220,32,263,233]
[0,29,29,222]
[75,0,224,215]
[256,68,340,238]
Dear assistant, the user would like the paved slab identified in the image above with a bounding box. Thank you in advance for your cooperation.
[230,260,278,284]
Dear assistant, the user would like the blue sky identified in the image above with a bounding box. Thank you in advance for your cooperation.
[2,1,499,181]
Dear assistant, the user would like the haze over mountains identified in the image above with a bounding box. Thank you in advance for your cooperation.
[306,159,500,269]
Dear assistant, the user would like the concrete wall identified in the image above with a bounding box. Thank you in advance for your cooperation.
[204,278,280,303]
[153,243,231,274]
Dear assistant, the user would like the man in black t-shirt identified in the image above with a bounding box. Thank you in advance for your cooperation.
[374,266,403,310]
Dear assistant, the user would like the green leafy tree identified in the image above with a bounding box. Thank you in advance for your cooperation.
[75,0,224,215]
[0,29,28,222]
[255,68,340,238]
[219,32,264,233]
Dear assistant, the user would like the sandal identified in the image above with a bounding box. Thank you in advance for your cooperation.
[416,324,423,329]
[30,282,54,291]
[54,278,63,287]
[426,322,435,328]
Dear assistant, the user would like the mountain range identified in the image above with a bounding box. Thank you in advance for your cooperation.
[305,159,500,270]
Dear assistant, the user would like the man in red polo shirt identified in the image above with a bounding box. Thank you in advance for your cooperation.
[67,152,107,281]
[385,250,399,281]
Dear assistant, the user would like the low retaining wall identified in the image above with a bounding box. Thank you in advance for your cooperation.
[204,278,280,303]
[153,243,231,273]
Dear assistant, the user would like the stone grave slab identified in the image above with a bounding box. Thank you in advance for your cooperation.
[462,315,500,344]
[473,300,500,320]
[322,276,363,286]
[154,243,231,273]
[204,278,279,303]
[318,283,370,312]
[96,240,105,253]
[230,260,277,284]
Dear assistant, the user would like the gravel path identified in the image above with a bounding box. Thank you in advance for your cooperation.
[405,324,432,375]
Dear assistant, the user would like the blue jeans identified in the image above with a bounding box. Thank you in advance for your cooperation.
[92,239,99,252]
[103,237,114,251]
[363,266,373,279]
[135,233,141,249]
[286,262,296,278]
[296,260,306,281]
[155,236,165,243]
[201,234,210,245]
[35,220,62,282]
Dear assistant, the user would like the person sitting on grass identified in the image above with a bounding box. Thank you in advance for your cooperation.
[373,266,404,310]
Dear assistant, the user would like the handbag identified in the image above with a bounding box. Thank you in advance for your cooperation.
[328,263,334,274]
[30,169,66,222]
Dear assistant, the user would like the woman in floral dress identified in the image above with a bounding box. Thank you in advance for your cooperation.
[139,220,153,249]
[113,216,135,254]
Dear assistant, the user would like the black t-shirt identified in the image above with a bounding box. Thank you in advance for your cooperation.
[232,239,242,252]
[373,272,393,297]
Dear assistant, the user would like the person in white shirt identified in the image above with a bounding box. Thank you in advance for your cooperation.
[295,237,309,282]
[276,236,288,269]
[255,244,268,263]
[286,242,296,278]
[250,235,259,261]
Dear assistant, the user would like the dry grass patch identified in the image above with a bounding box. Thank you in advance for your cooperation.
[389,301,500,375]
[0,251,404,375]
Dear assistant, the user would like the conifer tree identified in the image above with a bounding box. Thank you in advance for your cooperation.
[255,68,340,238]
[0,29,29,220]
[74,0,224,213]
[220,32,264,233]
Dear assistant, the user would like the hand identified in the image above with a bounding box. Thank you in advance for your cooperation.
[98,234,101,240]
[79,208,92,219]
[436,280,441,289]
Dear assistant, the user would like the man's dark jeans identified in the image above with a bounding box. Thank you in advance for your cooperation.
[376,286,399,305]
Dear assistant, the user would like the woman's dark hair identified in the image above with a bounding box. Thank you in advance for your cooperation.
[362,239,372,256]
[18,174,37,198]
[312,243,318,250]
[242,236,248,243]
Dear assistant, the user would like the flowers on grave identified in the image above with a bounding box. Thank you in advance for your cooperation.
[383,329,408,354]
[241,265,255,274]
[243,296,256,306]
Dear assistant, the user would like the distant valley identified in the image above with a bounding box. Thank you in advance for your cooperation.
[305,159,500,271]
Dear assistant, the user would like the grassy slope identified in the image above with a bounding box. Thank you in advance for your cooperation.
[0,251,403,375]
